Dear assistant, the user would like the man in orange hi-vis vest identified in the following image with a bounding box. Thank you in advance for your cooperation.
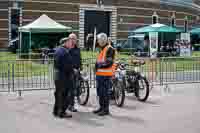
[93,33,116,116]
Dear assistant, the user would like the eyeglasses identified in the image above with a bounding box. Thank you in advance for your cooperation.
[69,38,76,41]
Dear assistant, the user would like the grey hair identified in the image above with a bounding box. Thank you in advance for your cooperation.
[97,33,108,47]
[97,33,108,44]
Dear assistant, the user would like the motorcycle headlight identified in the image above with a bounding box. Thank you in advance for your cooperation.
[140,73,145,77]
[120,70,126,76]
[134,67,140,72]
[115,72,120,78]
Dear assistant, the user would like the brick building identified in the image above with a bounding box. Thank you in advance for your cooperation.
[0,0,200,49]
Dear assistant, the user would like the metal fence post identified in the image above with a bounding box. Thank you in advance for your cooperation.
[7,63,10,92]
[18,90,22,99]
[89,59,92,88]
[12,63,15,92]
[160,57,163,86]
[159,58,161,86]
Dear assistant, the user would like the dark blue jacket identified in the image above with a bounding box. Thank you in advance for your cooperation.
[54,46,73,80]
[70,47,82,70]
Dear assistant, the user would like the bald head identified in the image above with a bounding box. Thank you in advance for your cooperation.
[69,33,77,40]
[68,33,77,48]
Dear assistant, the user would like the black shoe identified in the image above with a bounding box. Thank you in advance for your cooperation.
[109,91,115,100]
[58,112,72,119]
[69,106,78,112]
[97,110,110,116]
[92,108,102,114]
[53,111,58,117]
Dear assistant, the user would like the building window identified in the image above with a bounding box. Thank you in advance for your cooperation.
[152,12,158,24]
[96,0,104,7]
[171,18,175,27]
[171,13,176,27]
[184,16,188,32]
[11,9,20,40]
[195,16,200,26]
[9,1,22,46]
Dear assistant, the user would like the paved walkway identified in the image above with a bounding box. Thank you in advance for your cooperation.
[0,84,200,133]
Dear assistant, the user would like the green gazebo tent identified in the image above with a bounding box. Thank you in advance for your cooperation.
[190,28,200,33]
[133,23,182,33]
[132,23,183,45]
[132,23,183,56]
[18,14,72,54]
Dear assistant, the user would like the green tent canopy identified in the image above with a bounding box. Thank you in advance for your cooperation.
[133,23,182,33]
[18,14,72,33]
[190,28,200,33]
[18,14,72,55]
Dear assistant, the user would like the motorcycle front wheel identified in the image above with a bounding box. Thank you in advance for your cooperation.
[113,80,125,107]
[77,80,90,105]
[135,76,149,102]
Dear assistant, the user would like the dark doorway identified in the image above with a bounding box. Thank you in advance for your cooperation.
[9,8,21,53]
[11,9,20,40]
[84,10,110,50]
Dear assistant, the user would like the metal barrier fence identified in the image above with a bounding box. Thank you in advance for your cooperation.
[0,57,200,93]
[160,57,200,85]
[0,59,55,93]
[0,58,96,93]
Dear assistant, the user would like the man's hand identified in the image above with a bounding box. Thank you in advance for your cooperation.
[95,62,102,72]
[95,62,102,69]
[73,68,79,75]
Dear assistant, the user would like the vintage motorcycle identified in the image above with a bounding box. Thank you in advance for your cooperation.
[112,59,150,107]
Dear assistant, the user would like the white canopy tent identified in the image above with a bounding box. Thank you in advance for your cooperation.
[18,14,72,55]
[19,14,71,33]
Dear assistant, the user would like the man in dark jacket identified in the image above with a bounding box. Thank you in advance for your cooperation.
[53,37,74,118]
[68,33,82,112]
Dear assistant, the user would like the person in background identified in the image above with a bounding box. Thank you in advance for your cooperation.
[86,33,94,51]
[108,37,114,47]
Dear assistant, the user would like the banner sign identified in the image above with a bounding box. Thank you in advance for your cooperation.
[149,32,158,58]
[180,33,191,57]
[181,33,190,42]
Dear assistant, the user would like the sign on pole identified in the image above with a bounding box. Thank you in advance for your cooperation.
[93,27,97,52]
[181,33,190,42]
[149,32,158,58]
[180,32,191,56]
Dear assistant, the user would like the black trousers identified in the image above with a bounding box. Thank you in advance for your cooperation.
[70,72,80,107]
[53,80,72,115]
[96,76,112,112]
[70,90,75,107]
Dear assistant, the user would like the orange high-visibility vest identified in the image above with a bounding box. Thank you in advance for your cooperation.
[96,45,116,76]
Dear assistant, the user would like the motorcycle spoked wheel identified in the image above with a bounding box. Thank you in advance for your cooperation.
[135,76,149,102]
[113,80,125,107]
[77,80,90,105]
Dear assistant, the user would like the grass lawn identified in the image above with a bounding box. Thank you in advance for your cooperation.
[0,52,52,77]
[159,57,200,72]
[192,51,200,57]
[0,51,98,77]
[0,52,17,60]
[0,60,51,77]
[0,51,200,78]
